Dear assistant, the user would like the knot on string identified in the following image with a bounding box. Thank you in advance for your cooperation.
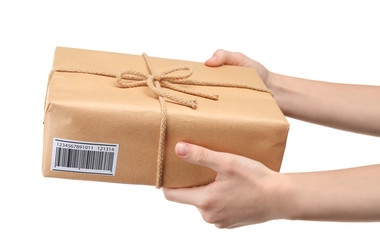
[115,53,221,188]
[115,53,219,110]
[46,52,273,189]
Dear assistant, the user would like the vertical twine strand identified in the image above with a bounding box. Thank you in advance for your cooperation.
[46,53,273,188]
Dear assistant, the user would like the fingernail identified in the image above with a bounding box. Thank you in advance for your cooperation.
[176,142,190,156]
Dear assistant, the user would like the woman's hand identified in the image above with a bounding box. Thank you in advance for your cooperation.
[162,50,380,228]
[163,143,380,228]
[205,49,380,136]
[205,49,272,87]
[163,51,292,228]
[162,142,291,228]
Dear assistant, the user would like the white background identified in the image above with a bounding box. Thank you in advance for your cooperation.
[1,0,379,239]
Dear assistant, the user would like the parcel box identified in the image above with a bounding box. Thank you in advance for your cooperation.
[42,47,289,188]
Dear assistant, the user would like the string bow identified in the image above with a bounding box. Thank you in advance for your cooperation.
[115,53,219,109]
[115,53,220,188]
[46,52,273,189]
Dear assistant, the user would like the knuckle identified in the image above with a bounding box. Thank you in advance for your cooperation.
[202,211,218,224]
[214,49,225,55]
[197,197,213,210]
[234,51,243,56]
[195,148,209,164]
[233,52,251,66]
[162,190,173,201]
[197,196,225,225]
[214,222,228,229]
[220,154,238,174]
[236,52,249,62]
[234,51,246,58]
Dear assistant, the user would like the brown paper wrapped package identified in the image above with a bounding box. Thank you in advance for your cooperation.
[42,47,289,188]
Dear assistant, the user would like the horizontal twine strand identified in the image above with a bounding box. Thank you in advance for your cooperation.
[46,53,273,188]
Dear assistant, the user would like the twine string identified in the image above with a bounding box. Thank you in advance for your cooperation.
[46,53,273,188]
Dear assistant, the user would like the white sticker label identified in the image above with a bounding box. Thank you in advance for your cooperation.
[51,138,119,176]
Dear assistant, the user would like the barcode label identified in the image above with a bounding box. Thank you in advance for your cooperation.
[51,138,119,175]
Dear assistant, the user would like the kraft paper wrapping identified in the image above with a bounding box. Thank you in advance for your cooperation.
[42,47,289,188]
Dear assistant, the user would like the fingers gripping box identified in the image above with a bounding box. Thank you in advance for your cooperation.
[42,47,289,188]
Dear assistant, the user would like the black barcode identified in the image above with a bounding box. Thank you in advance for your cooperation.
[54,147,114,172]
[51,138,119,175]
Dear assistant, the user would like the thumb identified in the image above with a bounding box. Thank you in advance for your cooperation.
[205,49,250,67]
[175,142,227,173]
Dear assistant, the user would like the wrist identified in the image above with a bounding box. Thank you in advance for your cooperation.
[266,71,284,98]
[280,173,315,221]
[270,173,301,221]
[266,72,292,116]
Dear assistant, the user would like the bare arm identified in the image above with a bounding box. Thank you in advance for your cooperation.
[163,142,380,228]
[284,164,380,222]
[162,50,380,228]
[268,73,380,136]
[206,49,380,136]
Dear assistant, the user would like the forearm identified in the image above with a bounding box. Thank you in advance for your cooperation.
[267,72,380,136]
[280,164,380,222]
